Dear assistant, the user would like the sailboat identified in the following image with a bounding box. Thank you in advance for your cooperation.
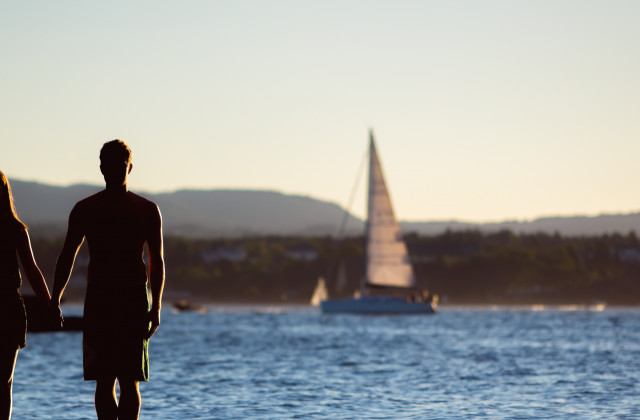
[321,131,437,315]
[310,277,328,306]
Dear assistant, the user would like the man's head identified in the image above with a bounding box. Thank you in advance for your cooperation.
[100,139,133,189]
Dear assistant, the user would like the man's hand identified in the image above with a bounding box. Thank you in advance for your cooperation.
[49,301,64,330]
[146,307,161,339]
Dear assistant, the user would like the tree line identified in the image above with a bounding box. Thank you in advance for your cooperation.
[23,230,640,305]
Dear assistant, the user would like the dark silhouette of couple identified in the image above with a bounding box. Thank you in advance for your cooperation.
[1,140,165,420]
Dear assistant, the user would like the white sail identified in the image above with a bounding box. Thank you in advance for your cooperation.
[310,276,329,306]
[365,132,416,289]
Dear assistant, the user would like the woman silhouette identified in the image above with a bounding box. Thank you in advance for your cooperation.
[0,171,51,419]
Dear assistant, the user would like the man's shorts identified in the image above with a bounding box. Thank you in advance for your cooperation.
[83,283,150,381]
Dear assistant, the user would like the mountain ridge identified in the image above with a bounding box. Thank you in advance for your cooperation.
[8,179,640,237]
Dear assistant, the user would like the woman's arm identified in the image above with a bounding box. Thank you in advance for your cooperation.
[16,227,51,306]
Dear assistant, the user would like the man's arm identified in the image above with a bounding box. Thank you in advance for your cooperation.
[146,204,165,339]
[51,206,85,322]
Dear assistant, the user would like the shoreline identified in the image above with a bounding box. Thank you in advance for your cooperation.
[54,301,640,311]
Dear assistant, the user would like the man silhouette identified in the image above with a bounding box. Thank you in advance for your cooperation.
[51,140,165,420]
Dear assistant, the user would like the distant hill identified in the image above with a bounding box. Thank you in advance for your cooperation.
[10,180,363,237]
[8,179,640,237]
[400,214,640,237]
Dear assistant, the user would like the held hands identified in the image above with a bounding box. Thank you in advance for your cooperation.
[49,301,64,330]
[146,307,161,340]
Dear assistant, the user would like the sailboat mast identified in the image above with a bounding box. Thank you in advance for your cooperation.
[364,129,375,289]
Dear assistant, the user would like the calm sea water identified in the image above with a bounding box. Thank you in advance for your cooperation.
[12,305,640,419]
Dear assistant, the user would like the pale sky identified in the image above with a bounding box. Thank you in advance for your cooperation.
[1,1,639,222]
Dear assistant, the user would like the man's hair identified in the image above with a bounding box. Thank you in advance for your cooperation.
[100,139,132,164]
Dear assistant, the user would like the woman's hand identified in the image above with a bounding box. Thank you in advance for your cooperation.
[49,301,64,330]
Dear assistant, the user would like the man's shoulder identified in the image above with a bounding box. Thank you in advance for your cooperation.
[128,191,157,205]
[73,191,104,210]
[128,192,160,211]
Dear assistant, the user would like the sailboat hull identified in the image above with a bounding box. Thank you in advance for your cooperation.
[321,296,436,315]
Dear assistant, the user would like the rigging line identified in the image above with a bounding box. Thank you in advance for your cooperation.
[334,148,369,239]
[325,147,369,286]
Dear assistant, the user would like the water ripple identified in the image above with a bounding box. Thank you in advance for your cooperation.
[11,306,640,418]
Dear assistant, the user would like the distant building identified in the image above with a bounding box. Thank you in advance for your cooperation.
[201,247,248,263]
[616,247,640,263]
[284,246,318,261]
